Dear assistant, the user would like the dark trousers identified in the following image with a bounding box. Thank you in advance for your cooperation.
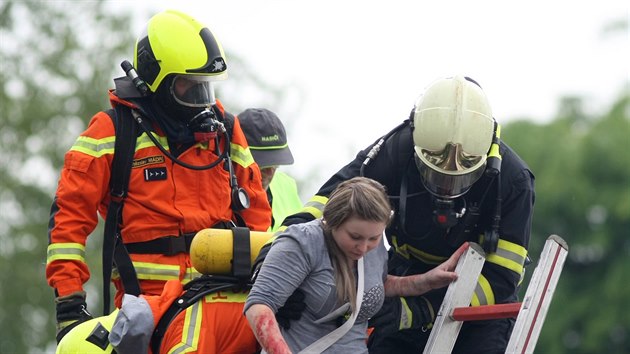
[368,318,515,354]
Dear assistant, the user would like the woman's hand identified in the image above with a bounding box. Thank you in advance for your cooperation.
[385,242,468,297]
[420,242,468,292]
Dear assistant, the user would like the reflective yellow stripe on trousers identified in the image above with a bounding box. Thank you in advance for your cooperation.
[168,301,202,354]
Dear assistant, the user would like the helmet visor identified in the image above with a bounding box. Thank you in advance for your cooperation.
[170,75,216,107]
[414,151,486,199]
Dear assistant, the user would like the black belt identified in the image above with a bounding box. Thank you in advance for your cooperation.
[125,232,196,256]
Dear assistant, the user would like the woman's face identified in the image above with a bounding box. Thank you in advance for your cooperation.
[331,216,385,261]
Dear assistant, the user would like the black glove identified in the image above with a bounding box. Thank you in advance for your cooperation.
[368,296,433,336]
[55,293,93,344]
[275,289,307,330]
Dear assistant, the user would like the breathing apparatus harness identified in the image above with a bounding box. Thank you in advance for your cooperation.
[100,62,249,315]
[150,225,255,354]
[129,108,249,212]
[360,110,503,254]
[434,122,502,253]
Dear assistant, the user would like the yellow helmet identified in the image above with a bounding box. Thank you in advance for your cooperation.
[134,9,228,98]
[56,310,118,354]
[412,75,495,199]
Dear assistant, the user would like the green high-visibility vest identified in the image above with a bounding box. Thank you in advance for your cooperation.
[268,171,303,232]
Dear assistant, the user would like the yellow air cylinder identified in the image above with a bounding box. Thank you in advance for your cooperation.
[190,228,274,275]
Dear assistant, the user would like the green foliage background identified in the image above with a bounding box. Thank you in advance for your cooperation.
[507,96,630,353]
[1,1,134,353]
[0,0,628,353]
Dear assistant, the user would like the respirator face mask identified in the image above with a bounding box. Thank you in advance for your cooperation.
[170,75,216,108]
[166,75,223,134]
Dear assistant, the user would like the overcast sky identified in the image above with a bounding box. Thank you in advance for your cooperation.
[125,1,628,198]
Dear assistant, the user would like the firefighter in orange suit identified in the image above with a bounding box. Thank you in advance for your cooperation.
[47,9,271,344]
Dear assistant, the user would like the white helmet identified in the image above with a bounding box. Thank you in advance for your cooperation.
[412,75,495,199]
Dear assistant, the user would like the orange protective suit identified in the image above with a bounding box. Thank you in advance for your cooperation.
[46,90,271,306]
[157,287,258,354]
[108,280,257,354]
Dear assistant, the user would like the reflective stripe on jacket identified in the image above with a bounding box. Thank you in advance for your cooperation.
[47,91,271,298]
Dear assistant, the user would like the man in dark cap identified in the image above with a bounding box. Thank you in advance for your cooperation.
[239,108,303,231]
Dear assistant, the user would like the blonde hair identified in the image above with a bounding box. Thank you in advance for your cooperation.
[321,177,392,312]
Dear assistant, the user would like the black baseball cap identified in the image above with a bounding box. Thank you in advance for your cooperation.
[238,108,294,167]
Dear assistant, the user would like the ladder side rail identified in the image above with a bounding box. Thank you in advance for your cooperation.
[423,243,486,354]
[506,235,569,354]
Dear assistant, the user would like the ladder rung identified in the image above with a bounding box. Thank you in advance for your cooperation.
[451,302,522,321]
[422,235,568,354]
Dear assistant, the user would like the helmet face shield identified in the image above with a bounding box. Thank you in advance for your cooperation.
[414,149,486,199]
[419,142,484,171]
[170,75,216,107]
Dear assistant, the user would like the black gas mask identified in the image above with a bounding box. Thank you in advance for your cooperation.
[152,74,226,143]
[187,108,226,142]
[155,75,213,122]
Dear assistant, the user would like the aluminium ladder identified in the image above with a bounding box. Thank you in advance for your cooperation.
[423,235,569,354]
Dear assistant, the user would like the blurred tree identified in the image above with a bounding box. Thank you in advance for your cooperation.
[0,1,136,352]
[503,91,630,353]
